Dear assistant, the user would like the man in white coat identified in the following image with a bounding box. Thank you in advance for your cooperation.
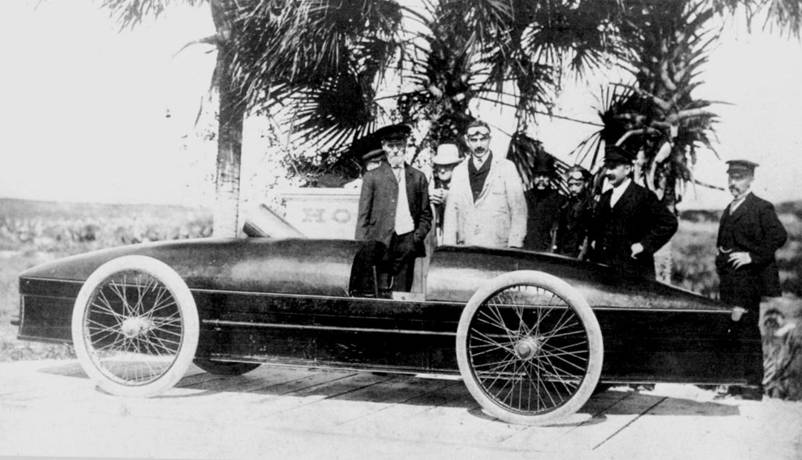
[442,120,527,248]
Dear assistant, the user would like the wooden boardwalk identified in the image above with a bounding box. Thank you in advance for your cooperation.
[1,360,800,459]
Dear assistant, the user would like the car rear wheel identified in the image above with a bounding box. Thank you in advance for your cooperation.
[71,255,199,397]
[456,270,603,425]
[193,359,260,376]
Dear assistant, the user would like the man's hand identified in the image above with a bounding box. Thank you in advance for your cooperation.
[430,188,446,206]
[630,242,644,259]
[728,251,752,269]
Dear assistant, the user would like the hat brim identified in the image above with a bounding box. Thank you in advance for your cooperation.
[374,124,411,141]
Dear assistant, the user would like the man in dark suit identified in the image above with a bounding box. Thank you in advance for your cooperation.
[524,152,565,251]
[716,159,787,398]
[588,146,678,279]
[355,124,432,292]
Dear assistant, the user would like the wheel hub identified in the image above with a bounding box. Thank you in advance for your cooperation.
[120,317,153,338]
[514,336,541,360]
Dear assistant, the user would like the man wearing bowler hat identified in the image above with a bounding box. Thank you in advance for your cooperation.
[355,124,432,292]
[716,159,787,399]
[523,152,565,251]
[587,145,677,279]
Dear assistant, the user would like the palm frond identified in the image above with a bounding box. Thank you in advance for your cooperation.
[100,0,206,30]
[506,132,569,192]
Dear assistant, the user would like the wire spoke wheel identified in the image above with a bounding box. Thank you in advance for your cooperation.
[72,256,199,397]
[457,271,603,425]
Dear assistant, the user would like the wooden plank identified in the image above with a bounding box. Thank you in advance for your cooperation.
[2,361,801,460]
[275,374,455,429]
[326,377,539,447]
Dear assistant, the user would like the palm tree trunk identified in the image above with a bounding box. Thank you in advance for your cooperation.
[211,0,244,238]
[655,173,678,284]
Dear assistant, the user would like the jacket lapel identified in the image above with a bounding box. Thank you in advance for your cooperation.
[379,162,398,195]
[611,181,634,211]
[404,165,416,211]
[727,192,753,223]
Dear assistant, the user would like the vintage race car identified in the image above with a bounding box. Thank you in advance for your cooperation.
[16,236,759,424]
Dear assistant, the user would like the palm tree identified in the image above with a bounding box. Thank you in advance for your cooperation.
[100,0,405,235]
[102,0,247,237]
[268,0,625,188]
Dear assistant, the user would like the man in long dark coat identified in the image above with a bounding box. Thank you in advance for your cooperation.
[355,124,432,292]
[588,146,677,279]
[524,153,564,251]
[716,159,787,398]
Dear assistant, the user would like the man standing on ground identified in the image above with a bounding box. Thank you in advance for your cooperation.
[588,146,677,279]
[716,159,787,399]
[355,124,432,292]
[523,152,564,251]
[554,165,594,258]
[443,120,527,248]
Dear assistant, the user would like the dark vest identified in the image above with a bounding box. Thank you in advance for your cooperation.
[468,154,492,202]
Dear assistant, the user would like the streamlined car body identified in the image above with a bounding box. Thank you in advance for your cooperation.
[16,237,758,424]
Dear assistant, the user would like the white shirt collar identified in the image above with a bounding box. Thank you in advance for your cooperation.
[471,153,489,170]
[730,189,751,212]
[609,178,631,208]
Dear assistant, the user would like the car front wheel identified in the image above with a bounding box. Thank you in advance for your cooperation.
[456,270,603,425]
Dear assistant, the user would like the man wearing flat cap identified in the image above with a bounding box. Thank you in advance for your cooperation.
[524,152,565,251]
[716,159,787,398]
[355,124,432,292]
[588,145,678,279]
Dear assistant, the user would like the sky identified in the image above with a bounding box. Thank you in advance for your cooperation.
[1,0,801,210]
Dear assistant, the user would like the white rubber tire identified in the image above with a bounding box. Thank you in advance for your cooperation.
[71,255,199,397]
[456,270,603,425]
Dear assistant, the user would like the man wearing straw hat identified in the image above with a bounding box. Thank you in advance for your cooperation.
[429,143,462,244]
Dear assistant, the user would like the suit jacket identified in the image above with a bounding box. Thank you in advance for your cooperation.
[589,181,678,279]
[554,193,593,257]
[442,156,527,248]
[523,188,565,251]
[355,162,432,256]
[716,192,787,297]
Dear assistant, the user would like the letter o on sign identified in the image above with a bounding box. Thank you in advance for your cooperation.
[332,208,351,224]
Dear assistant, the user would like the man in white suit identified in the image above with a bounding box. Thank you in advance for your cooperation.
[442,120,527,248]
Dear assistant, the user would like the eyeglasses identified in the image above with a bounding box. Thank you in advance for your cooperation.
[466,135,490,142]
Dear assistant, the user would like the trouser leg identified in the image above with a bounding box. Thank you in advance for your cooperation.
[388,232,416,292]
[720,272,763,387]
